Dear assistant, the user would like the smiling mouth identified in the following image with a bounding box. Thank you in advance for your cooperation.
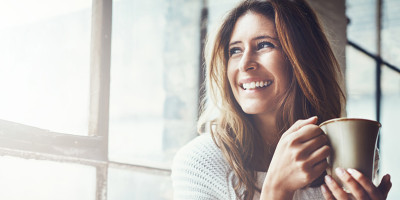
[241,80,272,90]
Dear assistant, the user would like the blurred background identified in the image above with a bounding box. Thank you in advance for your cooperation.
[0,0,398,199]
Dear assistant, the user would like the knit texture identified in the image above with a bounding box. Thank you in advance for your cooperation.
[171,133,325,200]
[171,133,238,199]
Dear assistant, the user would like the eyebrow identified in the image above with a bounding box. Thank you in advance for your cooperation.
[229,35,279,47]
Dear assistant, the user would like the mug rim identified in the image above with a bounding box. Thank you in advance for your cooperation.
[319,117,382,127]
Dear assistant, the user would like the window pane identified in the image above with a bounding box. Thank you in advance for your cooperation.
[346,0,377,54]
[109,0,200,167]
[380,67,400,200]
[0,0,92,135]
[380,1,400,198]
[207,0,241,35]
[345,46,376,119]
[108,167,172,200]
[382,0,400,67]
[0,156,95,200]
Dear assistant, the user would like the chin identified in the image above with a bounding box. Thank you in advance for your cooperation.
[241,106,267,115]
[240,104,277,116]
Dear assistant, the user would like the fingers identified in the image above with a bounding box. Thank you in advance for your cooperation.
[335,168,370,200]
[285,116,318,135]
[321,184,335,200]
[347,168,381,199]
[286,126,328,170]
[301,133,329,155]
[310,159,329,184]
[290,125,327,163]
[324,175,350,199]
[286,120,324,146]
[325,168,392,200]
[309,145,330,169]
[295,124,324,143]
[377,174,392,199]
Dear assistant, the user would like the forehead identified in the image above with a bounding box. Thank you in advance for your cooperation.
[230,11,276,42]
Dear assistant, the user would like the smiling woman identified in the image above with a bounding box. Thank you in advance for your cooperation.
[171,0,392,200]
[0,0,396,199]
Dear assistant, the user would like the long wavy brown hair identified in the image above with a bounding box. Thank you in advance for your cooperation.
[198,0,345,199]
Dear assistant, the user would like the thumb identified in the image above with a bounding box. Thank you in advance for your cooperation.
[286,116,318,134]
[378,174,392,199]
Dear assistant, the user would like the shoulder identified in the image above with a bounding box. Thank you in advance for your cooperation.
[171,133,236,199]
[171,133,229,180]
[173,133,226,167]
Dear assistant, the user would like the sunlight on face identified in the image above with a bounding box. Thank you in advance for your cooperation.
[227,12,290,117]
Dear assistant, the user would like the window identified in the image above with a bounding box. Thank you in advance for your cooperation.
[0,0,98,199]
[0,0,204,199]
[2,0,397,199]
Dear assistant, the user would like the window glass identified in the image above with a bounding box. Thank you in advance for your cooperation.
[0,156,96,200]
[109,0,200,167]
[380,67,400,200]
[346,0,377,54]
[108,168,172,199]
[0,0,92,135]
[382,0,400,67]
[207,0,241,35]
[380,4,400,199]
[345,46,376,119]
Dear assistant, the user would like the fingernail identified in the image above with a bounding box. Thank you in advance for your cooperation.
[347,168,356,175]
[306,116,318,124]
[310,116,318,120]
[325,175,333,184]
[335,167,345,177]
[384,174,391,181]
[320,184,327,193]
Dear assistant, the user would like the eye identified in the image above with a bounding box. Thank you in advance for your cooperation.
[229,47,242,57]
[257,41,275,50]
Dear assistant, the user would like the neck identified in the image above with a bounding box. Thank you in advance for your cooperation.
[252,113,279,147]
[250,113,280,171]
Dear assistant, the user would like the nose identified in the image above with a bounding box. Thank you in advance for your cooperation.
[238,50,257,72]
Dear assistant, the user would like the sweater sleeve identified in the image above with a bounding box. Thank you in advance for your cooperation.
[171,134,237,200]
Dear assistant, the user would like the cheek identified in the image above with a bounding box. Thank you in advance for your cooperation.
[227,65,236,89]
[275,66,289,83]
[271,57,291,89]
[226,66,241,103]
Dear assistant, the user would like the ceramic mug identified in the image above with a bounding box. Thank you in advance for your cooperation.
[320,118,381,190]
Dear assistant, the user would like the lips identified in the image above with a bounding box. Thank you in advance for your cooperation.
[241,80,272,90]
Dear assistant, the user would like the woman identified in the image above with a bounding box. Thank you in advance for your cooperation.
[171,0,392,199]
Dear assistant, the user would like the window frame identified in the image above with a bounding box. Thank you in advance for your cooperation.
[0,0,170,200]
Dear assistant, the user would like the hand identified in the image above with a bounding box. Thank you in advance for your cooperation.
[261,116,330,199]
[321,168,392,200]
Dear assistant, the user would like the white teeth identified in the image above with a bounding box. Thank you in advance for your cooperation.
[242,80,272,90]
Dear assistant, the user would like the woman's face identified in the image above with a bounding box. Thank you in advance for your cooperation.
[227,12,290,116]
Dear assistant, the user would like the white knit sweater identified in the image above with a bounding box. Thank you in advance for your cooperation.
[171,133,324,200]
